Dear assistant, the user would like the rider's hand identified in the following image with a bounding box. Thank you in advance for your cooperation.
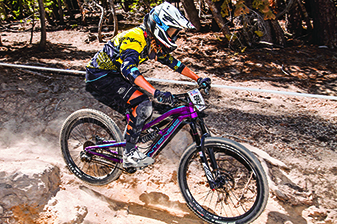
[154,90,174,104]
[197,77,211,89]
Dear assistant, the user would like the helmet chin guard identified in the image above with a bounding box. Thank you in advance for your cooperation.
[144,2,195,54]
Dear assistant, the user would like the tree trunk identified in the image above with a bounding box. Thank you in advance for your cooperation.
[51,0,60,21]
[64,0,74,20]
[286,0,303,37]
[181,0,201,31]
[30,2,35,44]
[101,0,108,9]
[309,0,337,47]
[0,16,2,46]
[38,0,47,50]
[296,0,312,33]
[45,10,56,26]
[109,0,118,37]
[77,0,87,25]
[94,2,105,43]
[204,0,230,37]
[58,0,65,24]
[270,20,286,47]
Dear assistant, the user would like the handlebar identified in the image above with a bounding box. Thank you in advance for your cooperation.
[171,86,210,106]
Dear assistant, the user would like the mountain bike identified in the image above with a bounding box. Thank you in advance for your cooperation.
[59,86,269,224]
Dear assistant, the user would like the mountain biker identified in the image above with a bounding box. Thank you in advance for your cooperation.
[85,2,211,168]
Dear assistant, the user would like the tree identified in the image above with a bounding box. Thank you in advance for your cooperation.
[181,0,201,31]
[57,0,65,24]
[205,0,230,37]
[37,0,46,50]
[109,0,118,37]
[309,0,337,47]
[286,0,312,38]
[94,1,105,42]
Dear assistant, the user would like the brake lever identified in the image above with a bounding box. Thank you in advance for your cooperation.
[204,87,210,95]
[198,86,210,95]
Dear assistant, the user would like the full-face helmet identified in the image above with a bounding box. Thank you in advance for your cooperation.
[144,2,195,54]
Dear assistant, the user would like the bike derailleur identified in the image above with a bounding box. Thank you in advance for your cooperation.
[80,151,92,162]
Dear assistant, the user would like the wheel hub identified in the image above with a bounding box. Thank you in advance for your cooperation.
[80,141,95,162]
[214,172,235,193]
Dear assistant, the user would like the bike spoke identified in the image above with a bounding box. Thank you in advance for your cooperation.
[183,145,261,219]
[66,118,119,179]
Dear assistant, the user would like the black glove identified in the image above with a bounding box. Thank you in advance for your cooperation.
[197,77,211,89]
[154,90,174,104]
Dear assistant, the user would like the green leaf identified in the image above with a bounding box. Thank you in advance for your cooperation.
[254,30,264,37]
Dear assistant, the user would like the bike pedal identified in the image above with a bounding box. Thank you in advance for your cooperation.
[125,167,137,174]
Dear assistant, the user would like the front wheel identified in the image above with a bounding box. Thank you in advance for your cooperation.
[178,137,269,224]
[60,109,124,185]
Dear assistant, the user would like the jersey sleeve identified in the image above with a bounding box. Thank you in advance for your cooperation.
[118,28,147,83]
[120,49,142,83]
[156,53,185,74]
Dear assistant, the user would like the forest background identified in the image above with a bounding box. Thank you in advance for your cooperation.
[0,0,337,51]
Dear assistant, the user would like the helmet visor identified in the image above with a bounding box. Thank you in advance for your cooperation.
[167,27,181,40]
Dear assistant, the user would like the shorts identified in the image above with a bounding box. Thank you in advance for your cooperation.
[85,71,149,114]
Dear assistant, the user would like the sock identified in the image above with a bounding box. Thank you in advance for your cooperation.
[125,142,135,154]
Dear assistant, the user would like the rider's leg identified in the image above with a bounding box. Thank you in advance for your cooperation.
[85,74,154,167]
[123,92,154,168]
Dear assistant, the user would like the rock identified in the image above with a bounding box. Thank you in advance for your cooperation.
[61,205,88,224]
[0,160,60,211]
[41,190,89,224]
[303,206,337,224]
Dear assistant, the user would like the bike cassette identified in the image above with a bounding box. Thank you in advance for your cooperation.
[80,151,92,162]
[81,141,95,162]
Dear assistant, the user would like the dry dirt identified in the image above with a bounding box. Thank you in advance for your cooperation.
[0,23,337,224]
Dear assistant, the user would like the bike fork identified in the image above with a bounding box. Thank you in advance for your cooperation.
[190,121,219,190]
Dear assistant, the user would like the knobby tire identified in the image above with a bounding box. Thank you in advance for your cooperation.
[178,137,269,224]
[60,109,123,185]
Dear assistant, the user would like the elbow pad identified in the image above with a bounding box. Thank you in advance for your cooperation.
[121,62,141,84]
[120,49,142,84]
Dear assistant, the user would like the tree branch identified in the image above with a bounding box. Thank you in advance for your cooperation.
[94,1,105,43]
[275,0,295,19]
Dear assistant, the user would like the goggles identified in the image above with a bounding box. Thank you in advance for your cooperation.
[152,13,181,40]
[167,27,181,40]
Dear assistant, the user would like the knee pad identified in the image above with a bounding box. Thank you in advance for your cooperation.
[135,100,153,122]
[124,100,153,143]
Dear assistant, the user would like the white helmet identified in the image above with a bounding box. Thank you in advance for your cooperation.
[145,2,195,53]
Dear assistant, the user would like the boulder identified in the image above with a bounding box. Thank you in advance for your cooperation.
[0,160,60,211]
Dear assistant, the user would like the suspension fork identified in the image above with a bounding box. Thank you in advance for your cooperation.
[190,120,217,190]
[198,118,220,173]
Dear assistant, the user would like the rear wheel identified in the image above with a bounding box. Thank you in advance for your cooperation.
[178,137,268,224]
[60,109,123,185]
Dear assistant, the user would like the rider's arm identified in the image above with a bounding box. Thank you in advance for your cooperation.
[156,54,200,81]
[120,49,156,96]
[181,66,200,81]
[134,75,156,95]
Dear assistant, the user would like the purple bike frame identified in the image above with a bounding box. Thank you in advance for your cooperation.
[84,102,198,163]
